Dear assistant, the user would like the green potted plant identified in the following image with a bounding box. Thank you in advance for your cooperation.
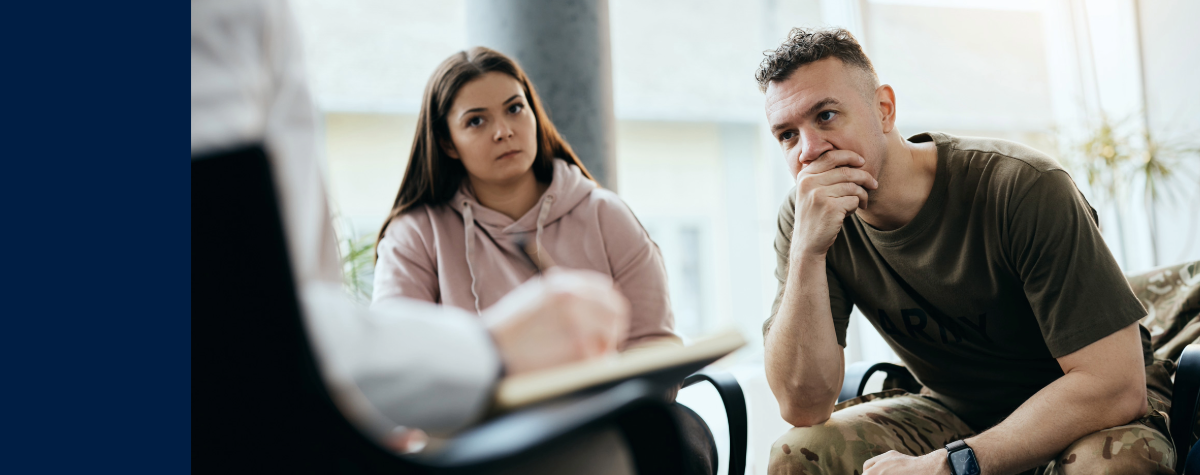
[1063,113,1199,267]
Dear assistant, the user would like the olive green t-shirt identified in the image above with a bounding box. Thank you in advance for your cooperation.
[763,132,1149,430]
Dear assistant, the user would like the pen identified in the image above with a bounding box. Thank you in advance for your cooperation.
[515,237,556,273]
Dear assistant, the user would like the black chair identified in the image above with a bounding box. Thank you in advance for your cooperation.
[836,361,922,404]
[192,144,744,474]
[839,344,1200,474]
[684,370,748,475]
[1173,345,1200,474]
[1185,438,1200,475]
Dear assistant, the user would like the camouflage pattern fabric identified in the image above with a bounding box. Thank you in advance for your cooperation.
[769,390,974,474]
[1036,424,1173,474]
[1129,260,1200,446]
[1038,358,1176,474]
[769,369,1175,475]
[1128,261,1200,363]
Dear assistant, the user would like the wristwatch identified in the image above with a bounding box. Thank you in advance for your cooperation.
[945,440,980,475]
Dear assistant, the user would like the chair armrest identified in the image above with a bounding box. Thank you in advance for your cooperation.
[420,379,683,474]
[838,361,916,404]
[1172,344,1200,473]
[683,369,747,475]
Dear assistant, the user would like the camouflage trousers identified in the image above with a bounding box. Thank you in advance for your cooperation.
[769,362,1177,475]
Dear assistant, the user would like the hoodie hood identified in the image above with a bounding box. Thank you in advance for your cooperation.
[447,158,597,313]
[448,158,596,234]
[373,156,676,346]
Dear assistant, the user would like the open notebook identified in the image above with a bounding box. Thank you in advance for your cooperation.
[494,328,747,411]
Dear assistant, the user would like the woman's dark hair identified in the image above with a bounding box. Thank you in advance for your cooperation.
[375,47,594,259]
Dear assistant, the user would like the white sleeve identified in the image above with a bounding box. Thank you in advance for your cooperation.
[302,282,501,436]
[258,0,501,436]
[192,0,501,437]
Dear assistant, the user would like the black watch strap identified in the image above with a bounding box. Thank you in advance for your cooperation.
[945,440,980,475]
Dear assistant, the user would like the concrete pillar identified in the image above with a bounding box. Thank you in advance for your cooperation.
[465,0,617,190]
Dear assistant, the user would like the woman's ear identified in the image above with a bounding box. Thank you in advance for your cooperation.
[440,138,460,160]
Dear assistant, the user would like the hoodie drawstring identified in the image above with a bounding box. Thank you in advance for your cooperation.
[462,201,482,315]
[463,195,555,314]
[535,195,554,264]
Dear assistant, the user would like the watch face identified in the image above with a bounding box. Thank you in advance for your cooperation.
[949,448,980,475]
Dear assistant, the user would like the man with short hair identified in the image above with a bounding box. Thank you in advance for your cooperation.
[759,27,1174,474]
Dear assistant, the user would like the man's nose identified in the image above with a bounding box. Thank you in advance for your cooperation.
[797,132,833,168]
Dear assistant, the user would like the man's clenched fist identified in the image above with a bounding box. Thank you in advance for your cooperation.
[792,150,878,258]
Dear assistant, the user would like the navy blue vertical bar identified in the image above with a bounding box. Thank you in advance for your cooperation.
[0,2,188,472]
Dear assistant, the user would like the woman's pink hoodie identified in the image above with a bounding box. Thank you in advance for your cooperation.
[372,158,676,348]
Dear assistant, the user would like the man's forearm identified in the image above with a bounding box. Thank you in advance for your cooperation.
[765,252,845,426]
[958,369,1146,474]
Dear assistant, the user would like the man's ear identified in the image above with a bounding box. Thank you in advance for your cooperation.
[440,138,460,160]
[876,84,897,134]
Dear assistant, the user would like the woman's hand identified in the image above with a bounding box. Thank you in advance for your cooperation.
[482,268,631,375]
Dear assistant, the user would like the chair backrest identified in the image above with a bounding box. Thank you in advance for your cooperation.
[192,145,420,473]
[1172,344,1200,473]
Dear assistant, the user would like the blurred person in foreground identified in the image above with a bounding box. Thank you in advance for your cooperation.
[758,28,1173,474]
[191,1,637,471]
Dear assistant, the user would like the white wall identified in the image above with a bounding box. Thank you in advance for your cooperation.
[292,0,466,113]
[867,4,1054,133]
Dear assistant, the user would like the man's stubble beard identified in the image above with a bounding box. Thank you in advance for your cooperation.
[863,141,889,206]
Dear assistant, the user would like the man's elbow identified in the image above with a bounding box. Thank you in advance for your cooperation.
[1115,382,1148,424]
[769,376,840,427]
[779,401,834,427]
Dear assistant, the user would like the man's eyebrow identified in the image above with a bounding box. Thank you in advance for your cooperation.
[804,98,840,119]
[770,97,841,134]
[458,94,523,118]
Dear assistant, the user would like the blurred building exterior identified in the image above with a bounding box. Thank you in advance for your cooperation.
[292,1,1198,472]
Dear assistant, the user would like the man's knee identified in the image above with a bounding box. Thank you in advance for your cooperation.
[767,394,966,475]
[1048,425,1174,475]
[768,423,847,475]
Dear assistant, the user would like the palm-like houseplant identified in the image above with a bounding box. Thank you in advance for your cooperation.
[1065,113,1199,267]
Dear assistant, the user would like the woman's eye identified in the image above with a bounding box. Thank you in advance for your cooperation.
[508,104,524,114]
[467,117,483,127]
[817,110,837,122]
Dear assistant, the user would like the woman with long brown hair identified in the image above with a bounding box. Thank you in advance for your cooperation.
[372,47,680,362]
